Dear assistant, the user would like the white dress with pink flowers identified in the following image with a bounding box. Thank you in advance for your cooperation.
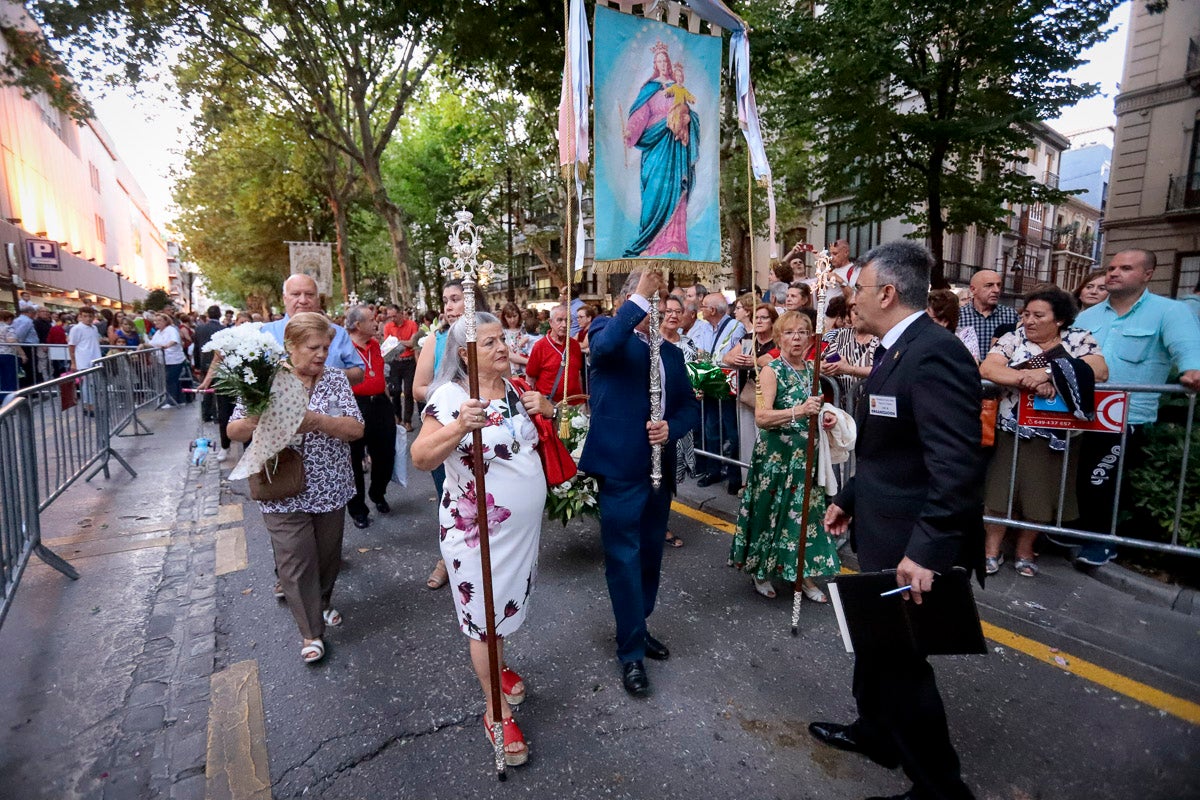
[426,380,545,640]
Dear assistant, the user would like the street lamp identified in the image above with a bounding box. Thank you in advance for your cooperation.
[112,264,124,310]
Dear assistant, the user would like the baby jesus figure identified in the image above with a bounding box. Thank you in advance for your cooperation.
[664,62,696,146]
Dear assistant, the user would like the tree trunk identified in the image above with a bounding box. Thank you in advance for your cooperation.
[327,190,351,305]
[926,153,948,289]
[360,160,412,302]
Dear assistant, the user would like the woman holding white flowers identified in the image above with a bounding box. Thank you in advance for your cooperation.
[411,312,552,767]
[228,313,364,664]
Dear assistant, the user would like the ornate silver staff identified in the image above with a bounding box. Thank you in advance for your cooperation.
[439,211,509,780]
[649,279,664,489]
[791,250,833,635]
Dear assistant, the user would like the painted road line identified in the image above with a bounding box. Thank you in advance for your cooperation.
[672,498,1200,726]
[215,527,248,576]
[671,500,736,534]
[207,660,271,800]
[214,504,245,525]
[980,621,1200,725]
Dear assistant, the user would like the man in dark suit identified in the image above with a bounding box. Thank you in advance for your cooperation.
[814,241,984,800]
[579,270,700,697]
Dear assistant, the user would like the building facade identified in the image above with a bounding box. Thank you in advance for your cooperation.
[1104,0,1200,297]
[0,4,168,312]
[806,121,1071,297]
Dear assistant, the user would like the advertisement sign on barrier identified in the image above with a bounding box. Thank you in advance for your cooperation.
[1016,389,1127,433]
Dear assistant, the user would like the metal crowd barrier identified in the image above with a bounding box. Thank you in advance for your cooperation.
[16,342,139,386]
[692,374,842,472]
[0,349,169,628]
[986,381,1197,558]
[693,372,1197,559]
[0,396,78,626]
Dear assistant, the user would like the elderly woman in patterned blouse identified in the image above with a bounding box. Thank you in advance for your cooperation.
[228,312,364,664]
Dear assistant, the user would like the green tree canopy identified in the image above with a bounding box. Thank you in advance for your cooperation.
[765,0,1121,285]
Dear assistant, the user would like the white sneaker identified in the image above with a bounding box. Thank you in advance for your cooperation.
[216,447,229,463]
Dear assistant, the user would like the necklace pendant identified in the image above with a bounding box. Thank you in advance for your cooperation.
[512,440,520,454]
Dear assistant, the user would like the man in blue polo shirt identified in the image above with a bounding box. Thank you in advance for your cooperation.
[1073,248,1200,566]
[262,274,364,386]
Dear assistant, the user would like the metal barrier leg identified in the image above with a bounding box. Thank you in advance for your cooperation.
[33,543,80,579]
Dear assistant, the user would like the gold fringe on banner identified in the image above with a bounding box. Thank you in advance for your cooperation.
[593,258,722,280]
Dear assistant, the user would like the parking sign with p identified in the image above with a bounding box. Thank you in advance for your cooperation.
[26,239,60,271]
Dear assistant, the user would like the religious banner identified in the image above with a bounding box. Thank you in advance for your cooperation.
[592,4,722,275]
[286,241,333,296]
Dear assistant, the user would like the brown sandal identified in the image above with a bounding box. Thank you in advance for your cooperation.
[426,559,449,590]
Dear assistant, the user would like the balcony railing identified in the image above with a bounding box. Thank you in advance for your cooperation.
[1042,171,1059,190]
[1053,233,1095,256]
[1166,174,1200,214]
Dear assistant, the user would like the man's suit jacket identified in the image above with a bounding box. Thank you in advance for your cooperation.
[579,300,699,486]
[834,313,985,583]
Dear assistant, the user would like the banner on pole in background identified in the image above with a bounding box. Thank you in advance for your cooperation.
[592,5,721,276]
[287,242,333,296]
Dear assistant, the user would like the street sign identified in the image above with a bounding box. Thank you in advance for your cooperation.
[25,239,61,271]
[1016,389,1126,433]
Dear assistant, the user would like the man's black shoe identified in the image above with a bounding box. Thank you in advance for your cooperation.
[696,473,722,488]
[374,500,391,514]
[622,660,649,696]
[351,513,370,529]
[808,721,901,769]
[726,481,741,495]
[644,634,670,660]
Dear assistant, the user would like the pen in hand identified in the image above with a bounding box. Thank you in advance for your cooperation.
[880,584,912,597]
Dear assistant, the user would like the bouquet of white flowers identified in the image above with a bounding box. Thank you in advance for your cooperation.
[544,404,600,526]
[202,323,286,416]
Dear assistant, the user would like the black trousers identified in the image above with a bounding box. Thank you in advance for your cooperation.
[1074,426,1147,536]
[216,394,236,450]
[852,650,974,799]
[348,393,397,516]
[388,356,417,426]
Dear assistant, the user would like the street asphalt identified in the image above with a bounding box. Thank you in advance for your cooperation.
[0,404,1197,800]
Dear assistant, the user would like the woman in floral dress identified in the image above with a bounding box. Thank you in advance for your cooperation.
[730,310,840,601]
[411,312,554,768]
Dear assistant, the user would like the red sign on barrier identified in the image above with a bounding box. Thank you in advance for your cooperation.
[1016,389,1127,433]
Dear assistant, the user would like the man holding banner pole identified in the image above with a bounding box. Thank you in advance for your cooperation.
[580,270,699,697]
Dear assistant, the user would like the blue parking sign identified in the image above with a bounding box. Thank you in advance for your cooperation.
[26,239,60,271]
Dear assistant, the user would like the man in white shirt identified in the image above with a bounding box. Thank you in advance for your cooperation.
[68,307,104,415]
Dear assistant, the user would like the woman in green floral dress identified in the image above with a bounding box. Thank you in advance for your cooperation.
[729,311,841,601]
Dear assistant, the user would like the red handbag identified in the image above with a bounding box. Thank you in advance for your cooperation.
[509,377,578,487]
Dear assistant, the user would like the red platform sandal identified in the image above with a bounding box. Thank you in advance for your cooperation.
[501,666,526,706]
[483,714,529,766]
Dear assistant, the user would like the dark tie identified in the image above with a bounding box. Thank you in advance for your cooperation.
[871,345,888,373]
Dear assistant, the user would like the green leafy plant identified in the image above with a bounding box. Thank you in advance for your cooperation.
[1130,420,1200,550]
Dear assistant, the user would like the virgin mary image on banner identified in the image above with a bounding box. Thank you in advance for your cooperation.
[594,5,721,271]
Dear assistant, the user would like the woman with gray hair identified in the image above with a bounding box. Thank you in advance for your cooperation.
[345,305,397,529]
[411,312,554,767]
[227,312,364,664]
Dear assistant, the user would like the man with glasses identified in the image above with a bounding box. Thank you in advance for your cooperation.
[690,292,745,493]
[815,241,984,800]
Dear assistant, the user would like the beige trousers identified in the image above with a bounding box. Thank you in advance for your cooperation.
[262,508,345,640]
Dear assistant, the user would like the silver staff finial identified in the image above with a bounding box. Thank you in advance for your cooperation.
[439,210,502,289]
